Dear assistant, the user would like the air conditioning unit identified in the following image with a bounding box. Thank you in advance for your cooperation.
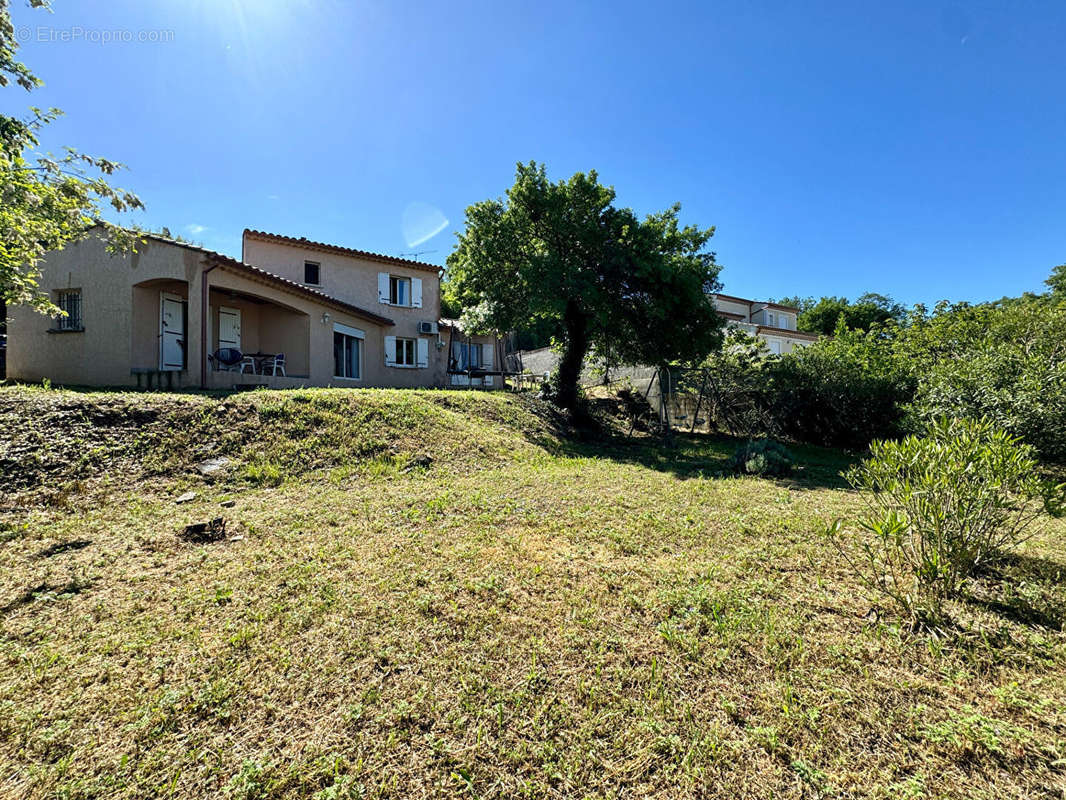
[419,321,439,335]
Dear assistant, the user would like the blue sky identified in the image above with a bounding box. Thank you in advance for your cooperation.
[5,0,1065,305]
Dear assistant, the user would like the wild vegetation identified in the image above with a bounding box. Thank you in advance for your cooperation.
[828,417,1065,623]
[703,277,1066,460]
[776,292,906,336]
[2,385,1065,799]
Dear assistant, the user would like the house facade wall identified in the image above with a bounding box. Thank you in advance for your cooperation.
[242,234,456,387]
[243,235,441,339]
[9,232,500,390]
[7,235,205,386]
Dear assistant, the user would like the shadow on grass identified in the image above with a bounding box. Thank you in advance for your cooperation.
[552,427,860,491]
[965,552,1066,631]
[0,579,93,615]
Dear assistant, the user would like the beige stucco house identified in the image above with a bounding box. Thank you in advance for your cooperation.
[6,227,500,390]
[709,293,818,354]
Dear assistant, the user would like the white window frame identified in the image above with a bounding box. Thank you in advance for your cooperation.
[389,275,412,307]
[394,336,416,367]
[304,261,321,286]
[333,322,364,381]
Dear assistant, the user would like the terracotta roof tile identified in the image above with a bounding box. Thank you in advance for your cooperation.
[244,229,443,274]
[137,231,395,327]
[712,292,800,314]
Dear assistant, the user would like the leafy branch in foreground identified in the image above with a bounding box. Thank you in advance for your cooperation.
[827,417,1065,623]
[1,0,143,314]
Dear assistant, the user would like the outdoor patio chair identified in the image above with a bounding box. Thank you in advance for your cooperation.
[261,353,286,376]
[209,347,244,372]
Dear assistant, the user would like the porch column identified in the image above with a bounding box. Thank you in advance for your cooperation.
[189,261,215,388]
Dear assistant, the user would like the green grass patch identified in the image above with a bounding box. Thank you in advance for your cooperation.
[1,386,1064,798]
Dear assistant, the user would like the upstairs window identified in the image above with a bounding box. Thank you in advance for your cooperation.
[304,261,321,286]
[55,289,83,330]
[390,275,411,306]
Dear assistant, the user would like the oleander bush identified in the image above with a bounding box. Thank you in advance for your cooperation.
[827,417,1065,620]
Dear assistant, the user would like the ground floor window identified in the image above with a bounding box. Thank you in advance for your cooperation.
[56,289,83,330]
[334,330,362,379]
[450,341,482,370]
[395,337,416,366]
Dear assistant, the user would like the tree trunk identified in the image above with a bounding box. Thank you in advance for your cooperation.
[556,300,589,412]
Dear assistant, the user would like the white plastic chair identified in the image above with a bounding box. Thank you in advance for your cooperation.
[261,353,286,376]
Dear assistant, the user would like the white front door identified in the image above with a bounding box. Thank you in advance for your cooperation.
[218,306,241,351]
[160,293,186,371]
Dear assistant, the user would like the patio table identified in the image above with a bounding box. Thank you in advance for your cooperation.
[244,353,277,375]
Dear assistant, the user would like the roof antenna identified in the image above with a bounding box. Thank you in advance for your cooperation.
[399,249,437,259]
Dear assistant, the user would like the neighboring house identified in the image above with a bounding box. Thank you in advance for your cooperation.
[709,293,819,354]
[6,227,499,390]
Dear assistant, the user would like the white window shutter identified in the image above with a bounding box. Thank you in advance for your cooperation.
[416,337,429,367]
[481,342,494,369]
[411,278,423,308]
[384,335,396,365]
[378,273,389,304]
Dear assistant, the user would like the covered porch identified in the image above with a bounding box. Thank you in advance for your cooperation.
[205,285,311,386]
[129,275,312,389]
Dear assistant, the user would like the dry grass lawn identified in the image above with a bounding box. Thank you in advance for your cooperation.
[1,386,1064,799]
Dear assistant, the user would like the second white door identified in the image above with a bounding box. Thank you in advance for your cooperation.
[218,306,241,351]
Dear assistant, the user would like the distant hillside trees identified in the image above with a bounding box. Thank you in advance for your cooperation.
[777,292,906,335]
[446,162,725,412]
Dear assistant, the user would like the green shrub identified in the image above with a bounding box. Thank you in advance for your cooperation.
[700,331,777,438]
[698,291,1066,458]
[244,462,283,487]
[768,326,915,449]
[728,438,794,477]
[828,417,1065,620]
[899,298,1066,462]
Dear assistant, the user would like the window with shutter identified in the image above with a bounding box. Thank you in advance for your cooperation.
[389,276,412,306]
[391,337,417,366]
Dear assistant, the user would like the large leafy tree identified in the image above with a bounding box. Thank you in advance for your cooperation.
[447,162,725,411]
[794,292,905,335]
[2,0,143,314]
